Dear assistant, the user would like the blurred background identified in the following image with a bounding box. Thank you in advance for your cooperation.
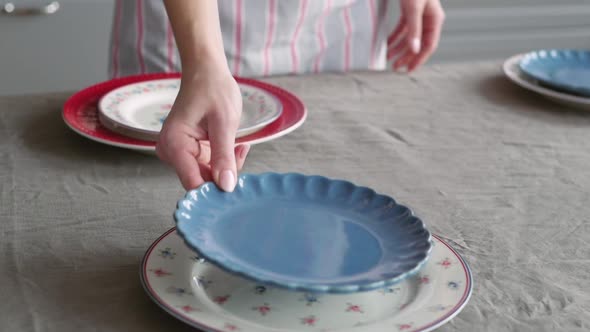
[1,0,589,96]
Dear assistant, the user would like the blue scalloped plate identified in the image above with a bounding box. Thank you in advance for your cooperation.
[519,49,590,97]
[174,173,432,294]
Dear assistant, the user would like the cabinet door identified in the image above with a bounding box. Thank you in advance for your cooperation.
[0,0,114,96]
[434,0,590,62]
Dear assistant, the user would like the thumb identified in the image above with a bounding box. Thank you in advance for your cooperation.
[208,112,239,192]
[402,0,426,54]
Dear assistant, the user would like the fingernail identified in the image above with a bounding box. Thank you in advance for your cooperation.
[411,38,421,54]
[240,144,251,159]
[219,170,235,192]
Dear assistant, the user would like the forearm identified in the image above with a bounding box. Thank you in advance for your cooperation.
[163,0,228,74]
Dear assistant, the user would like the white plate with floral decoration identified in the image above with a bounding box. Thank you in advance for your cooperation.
[98,79,283,141]
[140,228,473,332]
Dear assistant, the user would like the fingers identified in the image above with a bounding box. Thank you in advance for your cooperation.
[196,141,212,164]
[393,49,414,72]
[235,144,251,171]
[401,0,427,54]
[387,21,408,60]
[194,144,249,186]
[389,0,445,72]
[406,36,435,72]
[208,110,240,192]
[156,125,205,190]
[408,3,445,72]
[198,163,214,183]
[195,141,214,182]
[387,18,406,47]
[387,40,407,62]
[157,128,249,191]
[170,150,206,190]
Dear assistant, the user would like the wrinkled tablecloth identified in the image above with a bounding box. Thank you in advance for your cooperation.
[1,61,588,331]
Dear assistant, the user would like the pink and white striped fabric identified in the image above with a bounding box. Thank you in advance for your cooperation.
[109,0,392,79]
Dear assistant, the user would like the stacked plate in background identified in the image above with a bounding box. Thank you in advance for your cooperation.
[504,49,590,110]
[63,73,307,153]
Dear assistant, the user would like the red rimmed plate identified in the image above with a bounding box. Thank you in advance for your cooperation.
[63,73,306,152]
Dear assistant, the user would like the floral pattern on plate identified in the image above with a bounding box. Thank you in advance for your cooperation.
[98,78,283,140]
[63,73,307,152]
[140,228,473,332]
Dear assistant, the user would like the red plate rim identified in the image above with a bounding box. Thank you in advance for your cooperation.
[62,73,307,151]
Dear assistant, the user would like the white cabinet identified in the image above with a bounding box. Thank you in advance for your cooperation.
[0,0,114,96]
[432,0,590,62]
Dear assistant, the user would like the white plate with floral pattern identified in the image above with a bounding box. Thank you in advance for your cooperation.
[98,79,283,141]
[140,228,473,332]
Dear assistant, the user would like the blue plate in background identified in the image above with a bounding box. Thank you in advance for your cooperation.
[519,49,590,97]
[175,173,432,294]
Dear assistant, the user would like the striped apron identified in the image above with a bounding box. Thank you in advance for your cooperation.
[109,0,394,79]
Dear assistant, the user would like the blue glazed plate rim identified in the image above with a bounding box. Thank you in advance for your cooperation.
[173,172,433,294]
[519,49,590,96]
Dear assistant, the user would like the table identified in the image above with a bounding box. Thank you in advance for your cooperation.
[1,61,588,331]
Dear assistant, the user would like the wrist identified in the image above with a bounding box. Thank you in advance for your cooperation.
[180,60,233,91]
[182,44,229,74]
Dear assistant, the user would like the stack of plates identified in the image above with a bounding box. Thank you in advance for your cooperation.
[503,49,590,110]
[66,75,474,331]
[63,73,307,153]
[141,173,473,332]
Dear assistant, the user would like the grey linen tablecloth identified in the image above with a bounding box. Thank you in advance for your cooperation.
[1,61,589,332]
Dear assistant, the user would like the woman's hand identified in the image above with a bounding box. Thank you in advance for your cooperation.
[160,1,249,192]
[156,65,249,192]
[387,0,445,72]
